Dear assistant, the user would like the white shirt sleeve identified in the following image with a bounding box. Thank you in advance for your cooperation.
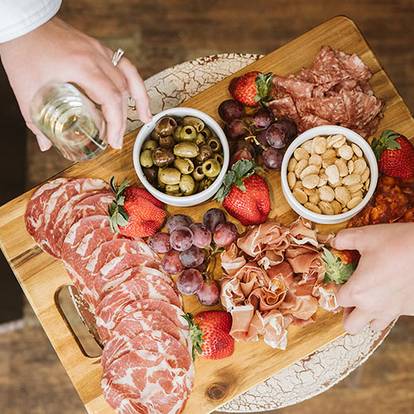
[0,0,62,43]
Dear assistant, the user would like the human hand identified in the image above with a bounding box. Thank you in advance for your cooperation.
[332,223,414,334]
[0,17,151,150]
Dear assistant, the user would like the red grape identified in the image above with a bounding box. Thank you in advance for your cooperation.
[218,99,244,123]
[252,107,273,129]
[224,119,246,140]
[190,223,212,248]
[262,147,283,169]
[176,269,203,295]
[213,222,238,247]
[170,227,193,251]
[148,232,171,253]
[196,279,220,305]
[277,118,297,141]
[265,123,288,149]
[231,147,254,166]
[166,214,193,233]
[203,208,226,232]
[162,250,184,275]
[179,245,206,268]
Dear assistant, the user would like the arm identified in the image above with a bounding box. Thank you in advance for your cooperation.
[0,4,151,150]
[332,223,414,334]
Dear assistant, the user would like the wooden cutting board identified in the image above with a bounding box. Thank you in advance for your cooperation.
[0,16,413,414]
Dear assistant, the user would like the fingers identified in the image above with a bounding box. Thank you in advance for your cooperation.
[332,227,370,252]
[343,307,373,334]
[73,68,125,149]
[25,119,53,151]
[370,315,397,332]
[117,57,152,123]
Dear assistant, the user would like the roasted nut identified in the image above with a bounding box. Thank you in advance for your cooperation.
[319,185,335,202]
[338,144,353,160]
[288,158,298,172]
[361,167,370,183]
[302,174,320,189]
[319,201,334,215]
[331,200,342,214]
[293,188,308,204]
[294,147,310,161]
[352,143,363,157]
[158,167,181,185]
[342,207,349,213]
[312,136,327,154]
[295,159,308,178]
[174,158,195,175]
[140,149,154,168]
[300,165,320,179]
[322,157,336,168]
[351,190,364,200]
[327,134,346,148]
[335,159,348,177]
[347,159,354,174]
[342,174,361,186]
[335,186,351,205]
[326,165,340,185]
[309,191,320,205]
[365,178,370,190]
[322,149,337,160]
[353,158,367,175]
[294,181,304,190]
[347,183,363,193]
[173,142,200,158]
[347,196,363,209]
[309,154,322,166]
[304,202,321,214]
[302,140,314,153]
[288,172,296,189]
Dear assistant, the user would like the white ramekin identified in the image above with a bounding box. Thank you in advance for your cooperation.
[133,107,229,207]
[280,125,378,224]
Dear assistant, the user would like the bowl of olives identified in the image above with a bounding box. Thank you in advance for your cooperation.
[133,107,229,206]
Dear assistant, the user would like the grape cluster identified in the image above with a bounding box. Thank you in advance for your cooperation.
[148,209,238,306]
[218,99,298,170]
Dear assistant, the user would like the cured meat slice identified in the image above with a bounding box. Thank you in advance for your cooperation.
[39,178,109,257]
[273,75,314,99]
[96,292,185,343]
[102,353,189,414]
[267,96,300,125]
[87,239,158,275]
[51,191,114,254]
[102,382,147,414]
[102,329,192,374]
[25,178,70,254]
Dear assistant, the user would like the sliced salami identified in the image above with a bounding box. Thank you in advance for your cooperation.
[25,178,70,254]
[39,178,109,257]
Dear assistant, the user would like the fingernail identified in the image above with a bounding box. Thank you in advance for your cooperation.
[146,109,153,123]
[37,136,51,152]
[110,135,123,149]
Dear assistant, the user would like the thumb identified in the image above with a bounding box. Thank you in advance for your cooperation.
[26,120,53,151]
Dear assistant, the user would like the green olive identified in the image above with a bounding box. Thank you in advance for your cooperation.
[192,165,205,181]
[200,127,212,138]
[152,147,174,167]
[183,116,205,132]
[140,149,154,168]
[159,135,175,148]
[196,145,213,164]
[207,137,222,153]
[155,117,178,137]
[142,139,158,151]
[179,174,196,195]
[174,125,183,140]
[202,158,221,178]
[174,158,195,175]
[158,167,181,185]
[195,133,206,146]
[151,129,161,141]
[173,142,199,158]
[165,184,180,194]
[179,125,197,141]
[199,177,214,191]
[143,167,157,185]
[214,153,224,165]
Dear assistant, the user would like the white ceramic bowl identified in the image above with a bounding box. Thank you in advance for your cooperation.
[133,107,229,207]
[281,125,378,224]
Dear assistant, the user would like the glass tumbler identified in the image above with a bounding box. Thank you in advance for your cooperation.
[30,83,107,161]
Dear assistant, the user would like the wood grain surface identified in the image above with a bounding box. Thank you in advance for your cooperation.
[0,16,413,414]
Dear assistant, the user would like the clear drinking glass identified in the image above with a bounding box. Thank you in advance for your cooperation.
[30,83,107,161]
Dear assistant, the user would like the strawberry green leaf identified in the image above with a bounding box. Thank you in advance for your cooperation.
[372,129,401,160]
[255,72,273,102]
[182,313,203,360]
[322,248,355,284]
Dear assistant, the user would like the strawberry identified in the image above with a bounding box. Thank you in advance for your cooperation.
[109,177,166,238]
[229,71,273,107]
[184,311,234,360]
[372,130,414,179]
[322,248,361,284]
[215,160,271,226]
